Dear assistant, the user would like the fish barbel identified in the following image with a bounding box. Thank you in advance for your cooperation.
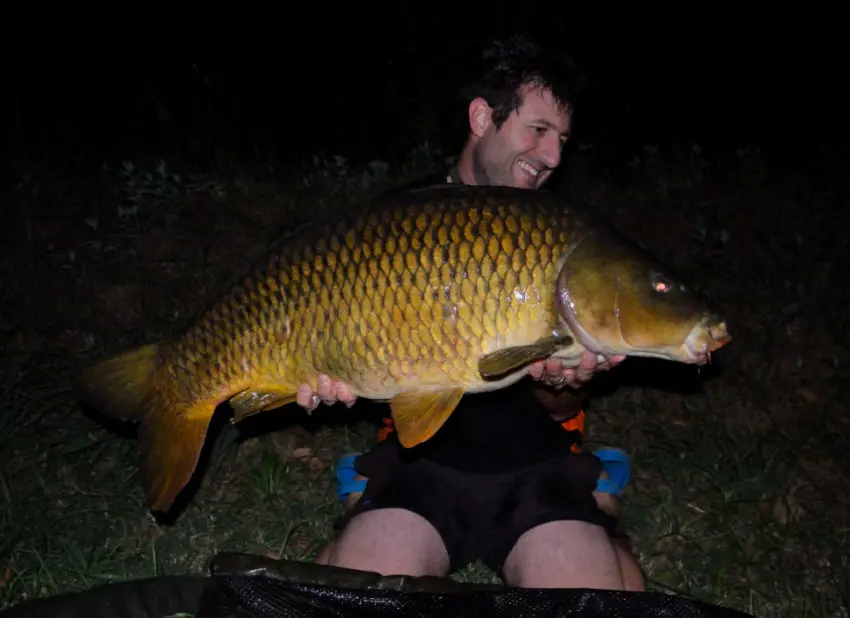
[77,184,731,513]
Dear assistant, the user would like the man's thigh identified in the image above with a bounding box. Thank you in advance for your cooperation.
[502,519,625,589]
[323,508,451,578]
[327,458,472,576]
[479,453,619,578]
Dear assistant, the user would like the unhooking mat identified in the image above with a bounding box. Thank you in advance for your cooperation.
[0,552,756,618]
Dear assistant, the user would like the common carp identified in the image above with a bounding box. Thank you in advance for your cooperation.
[77,184,731,514]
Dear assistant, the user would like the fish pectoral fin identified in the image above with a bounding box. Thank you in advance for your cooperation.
[229,387,298,422]
[390,386,465,448]
[478,334,575,380]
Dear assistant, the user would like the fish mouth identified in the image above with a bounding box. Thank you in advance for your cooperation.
[682,319,732,365]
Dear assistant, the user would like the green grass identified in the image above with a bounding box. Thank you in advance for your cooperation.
[0,145,847,617]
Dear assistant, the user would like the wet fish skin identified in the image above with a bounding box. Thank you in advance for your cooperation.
[76,184,730,514]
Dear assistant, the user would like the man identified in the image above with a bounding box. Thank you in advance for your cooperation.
[299,35,643,590]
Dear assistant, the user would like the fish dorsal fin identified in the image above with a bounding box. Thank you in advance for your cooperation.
[478,334,575,380]
[230,387,298,422]
[390,386,465,448]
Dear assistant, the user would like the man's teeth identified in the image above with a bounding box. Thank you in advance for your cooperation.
[518,161,539,177]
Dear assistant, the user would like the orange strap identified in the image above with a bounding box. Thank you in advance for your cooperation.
[377,417,395,442]
[562,410,586,454]
[561,409,585,433]
[377,410,586,450]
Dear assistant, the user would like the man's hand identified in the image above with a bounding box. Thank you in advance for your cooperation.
[295,374,357,411]
[528,350,625,390]
[293,351,626,411]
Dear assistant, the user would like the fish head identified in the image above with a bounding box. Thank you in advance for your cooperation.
[555,228,730,365]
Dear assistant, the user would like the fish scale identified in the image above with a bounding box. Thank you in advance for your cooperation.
[76,184,730,514]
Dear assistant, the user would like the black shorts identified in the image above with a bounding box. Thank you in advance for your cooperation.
[335,439,618,576]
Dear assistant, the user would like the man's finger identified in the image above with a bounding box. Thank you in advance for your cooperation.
[335,381,357,407]
[544,360,564,382]
[296,384,318,411]
[317,374,337,405]
[528,360,544,379]
[578,351,598,371]
[565,374,586,388]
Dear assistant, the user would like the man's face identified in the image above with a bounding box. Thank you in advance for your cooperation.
[469,84,572,189]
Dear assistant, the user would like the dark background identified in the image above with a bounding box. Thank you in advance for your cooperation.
[4,15,846,187]
[1,17,848,616]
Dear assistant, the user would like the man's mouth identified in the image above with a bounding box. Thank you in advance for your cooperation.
[518,159,541,180]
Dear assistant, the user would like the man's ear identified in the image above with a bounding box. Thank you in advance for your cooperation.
[468,97,493,138]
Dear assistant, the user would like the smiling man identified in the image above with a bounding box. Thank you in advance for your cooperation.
[298,35,643,592]
[460,82,569,189]
[297,36,621,410]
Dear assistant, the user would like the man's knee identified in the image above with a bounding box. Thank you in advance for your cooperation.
[502,520,626,590]
[324,508,450,578]
[612,534,646,592]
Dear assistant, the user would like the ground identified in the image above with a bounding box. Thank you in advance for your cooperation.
[0,145,847,617]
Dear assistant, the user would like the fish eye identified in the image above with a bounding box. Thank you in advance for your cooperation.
[651,274,672,294]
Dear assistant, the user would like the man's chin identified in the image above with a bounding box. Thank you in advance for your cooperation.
[513,173,539,189]
[513,168,548,190]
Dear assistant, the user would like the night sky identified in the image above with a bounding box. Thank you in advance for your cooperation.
[4,16,846,184]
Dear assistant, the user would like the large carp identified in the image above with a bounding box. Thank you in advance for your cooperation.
[77,184,730,513]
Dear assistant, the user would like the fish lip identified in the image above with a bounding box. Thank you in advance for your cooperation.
[683,319,730,365]
[681,342,710,365]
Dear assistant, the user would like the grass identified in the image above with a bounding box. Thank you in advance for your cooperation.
[0,143,847,617]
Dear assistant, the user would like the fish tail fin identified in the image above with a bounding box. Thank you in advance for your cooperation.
[76,343,163,422]
[138,397,214,513]
[77,343,215,513]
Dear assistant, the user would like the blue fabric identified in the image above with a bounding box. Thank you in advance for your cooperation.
[336,447,632,501]
[594,448,631,496]
[335,453,366,502]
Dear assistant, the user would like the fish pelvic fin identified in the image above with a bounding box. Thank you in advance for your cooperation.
[76,343,214,514]
[390,386,465,448]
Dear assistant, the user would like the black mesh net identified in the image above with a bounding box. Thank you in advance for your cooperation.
[1,552,756,618]
[199,573,755,618]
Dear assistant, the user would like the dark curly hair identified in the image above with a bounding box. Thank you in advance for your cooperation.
[459,33,586,129]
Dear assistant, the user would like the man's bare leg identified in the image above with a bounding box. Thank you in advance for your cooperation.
[611,534,647,591]
[315,508,450,578]
[502,520,633,590]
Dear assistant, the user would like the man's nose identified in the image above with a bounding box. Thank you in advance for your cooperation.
[539,134,562,168]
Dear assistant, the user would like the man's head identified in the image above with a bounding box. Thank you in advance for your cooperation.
[456,34,585,189]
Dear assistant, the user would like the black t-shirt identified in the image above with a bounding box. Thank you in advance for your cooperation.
[374,167,579,473]
[388,379,580,473]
